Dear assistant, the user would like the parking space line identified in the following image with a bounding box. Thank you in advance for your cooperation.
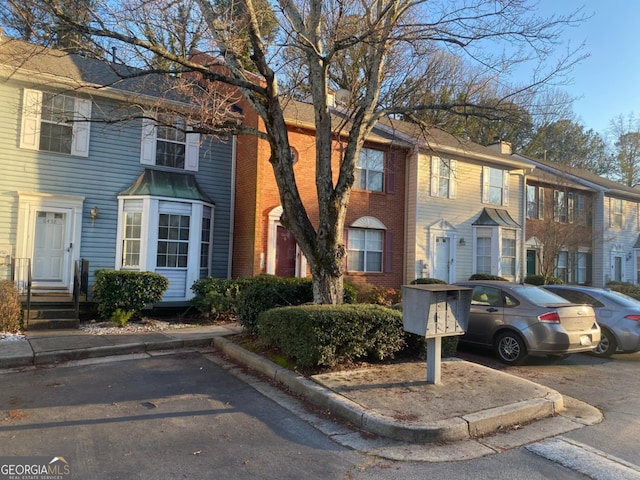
[526,437,640,480]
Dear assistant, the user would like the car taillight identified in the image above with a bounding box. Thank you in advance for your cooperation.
[538,311,561,323]
[625,315,640,322]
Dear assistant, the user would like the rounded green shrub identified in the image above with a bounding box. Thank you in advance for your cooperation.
[237,275,314,335]
[607,281,640,301]
[0,280,22,332]
[411,278,448,285]
[92,270,169,320]
[468,273,508,281]
[191,277,254,318]
[258,304,405,368]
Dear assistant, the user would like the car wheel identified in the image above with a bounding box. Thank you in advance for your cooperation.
[591,328,617,357]
[494,331,528,365]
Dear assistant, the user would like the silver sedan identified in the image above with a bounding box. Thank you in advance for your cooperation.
[543,285,640,357]
[456,281,600,365]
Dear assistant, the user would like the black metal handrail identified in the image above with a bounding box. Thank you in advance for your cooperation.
[11,257,32,328]
[73,259,89,320]
[73,260,81,320]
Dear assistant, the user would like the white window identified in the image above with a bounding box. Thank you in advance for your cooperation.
[141,114,200,171]
[355,148,384,192]
[20,89,91,156]
[576,252,588,284]
[555,251,568,283]
[348,228,383,272]
[527,185,544,219]
[573,193,587,225]
[200,206,213,278]
[482,166,509,205]
[431,157,457,198]
[122,200,143,268]
[475,228,493,274]
[501,230,516,277]
[474,226,519,278]
[611,198,623,228]
[554,190,568,223]
[157,213,190,268]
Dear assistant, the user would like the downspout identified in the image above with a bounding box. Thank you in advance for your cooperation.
[227,135,237,278]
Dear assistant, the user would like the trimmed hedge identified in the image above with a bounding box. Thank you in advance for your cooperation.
[191,277,254,318]
[237,276,315,335]
[0,280,22,332]
[92,270,169,320]
[258,304,405,368]
[468,273,508,281]
[607,281,640,301]
[236,275,356,334]
[411,278,448,285]
[524,274,563,286]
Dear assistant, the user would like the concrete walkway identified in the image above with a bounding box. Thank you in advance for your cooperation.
[0,324,603,458]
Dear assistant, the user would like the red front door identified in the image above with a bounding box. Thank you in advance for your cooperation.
[275,226,297,277]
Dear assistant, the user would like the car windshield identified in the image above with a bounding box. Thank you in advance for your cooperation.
[601,289,640,308]
[511,286,572,305]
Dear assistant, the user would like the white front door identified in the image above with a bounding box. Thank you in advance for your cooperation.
[16,193,84,292]
[433,237,450,281]
[33,210,68,282]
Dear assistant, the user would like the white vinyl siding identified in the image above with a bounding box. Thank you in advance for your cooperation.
[20,88,91,156]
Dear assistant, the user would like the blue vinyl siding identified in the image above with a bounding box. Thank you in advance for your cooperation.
[0,79,234,296]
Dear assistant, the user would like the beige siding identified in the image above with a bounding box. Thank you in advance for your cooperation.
[410,153,524,283]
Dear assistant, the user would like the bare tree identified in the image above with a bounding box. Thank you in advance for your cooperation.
[527,180,594,284]
[19,0,587,303]
[523,119,610,175]
[609,113,640,187]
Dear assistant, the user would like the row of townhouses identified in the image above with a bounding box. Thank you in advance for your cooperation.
[2,38,639,305]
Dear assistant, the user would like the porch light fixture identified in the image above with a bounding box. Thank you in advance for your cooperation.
[90,206,99,222]
[459,238,466,246]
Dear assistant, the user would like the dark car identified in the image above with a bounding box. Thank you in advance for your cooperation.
[542,285,640,357]
[455,281,600,365]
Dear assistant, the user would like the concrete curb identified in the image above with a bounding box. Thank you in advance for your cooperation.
[1,336,217,368]
[212,337,564,444]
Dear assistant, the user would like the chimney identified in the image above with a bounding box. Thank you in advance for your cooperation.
[488,138,512,155]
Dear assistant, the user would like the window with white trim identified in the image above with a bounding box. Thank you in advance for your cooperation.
[475,228,493,274]
[482,166,509,205]
[575,251,588,284]
[122,200,143,268]
[200,206,212,278]
[611,198,623,228]
[141,113,200,171]
[501,230,516,277]
[431,157,457,198]
[157,214,190,268]
[526,185,544,219]
[554,190,567,222]
[554,251,568,283]
[474,226,519,279]
[355,148,384,192]
[20,89,91,156]
[347,228,383,272]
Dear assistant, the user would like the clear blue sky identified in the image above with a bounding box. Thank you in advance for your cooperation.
[533,0,639,137]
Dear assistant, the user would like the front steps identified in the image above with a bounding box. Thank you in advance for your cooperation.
[23,292,79,330]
